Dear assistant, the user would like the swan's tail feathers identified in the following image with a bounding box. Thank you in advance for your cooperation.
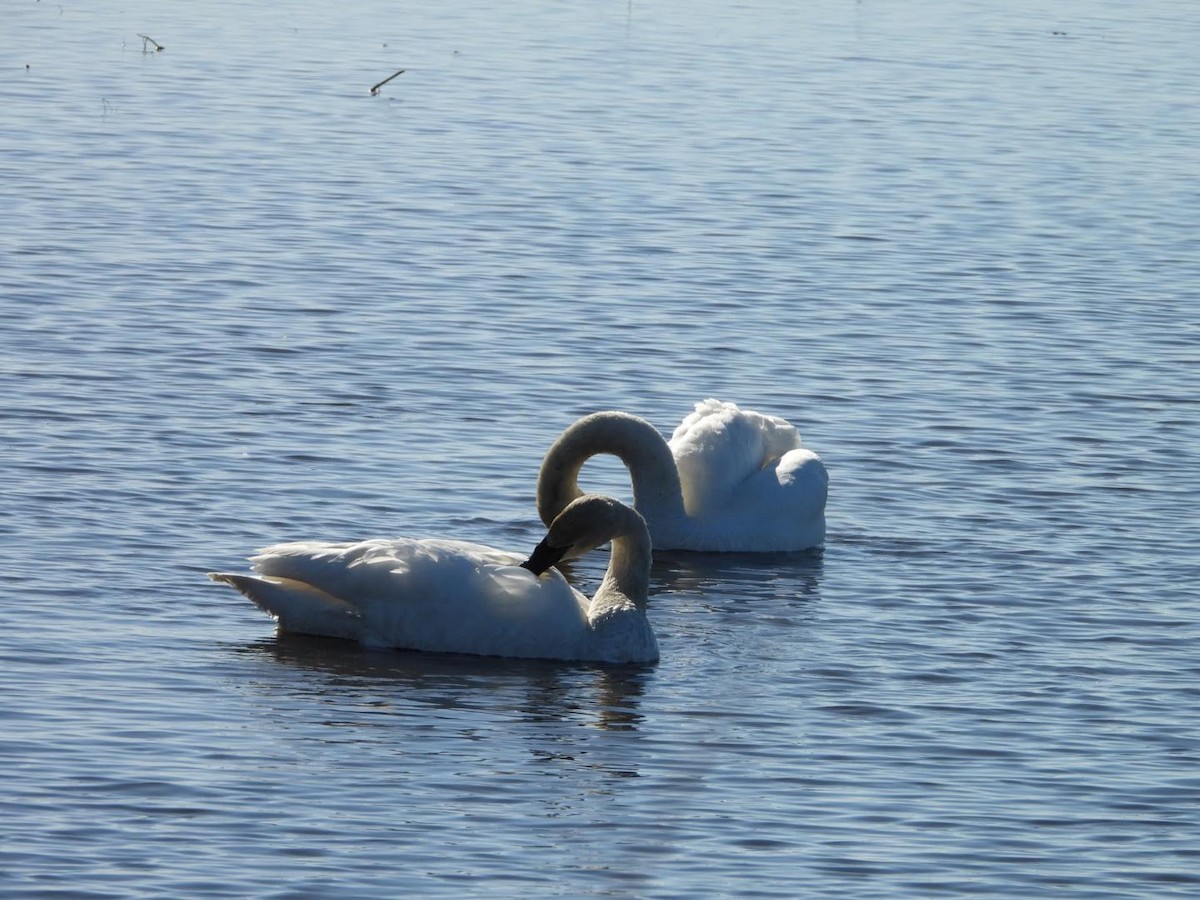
[208,572,362,640]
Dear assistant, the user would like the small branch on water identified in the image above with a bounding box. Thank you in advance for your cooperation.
[137,34,164,52]
[370,68,406,96]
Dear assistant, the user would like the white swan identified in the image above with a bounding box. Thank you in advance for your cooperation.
[537,399,827,553]
[208,495,659,664]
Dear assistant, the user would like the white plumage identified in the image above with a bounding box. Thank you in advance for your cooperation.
[537,399,827,552]
[210,495,659,664]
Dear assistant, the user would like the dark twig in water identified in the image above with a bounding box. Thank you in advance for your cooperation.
[370,68,406,95]
[138,33,164,52]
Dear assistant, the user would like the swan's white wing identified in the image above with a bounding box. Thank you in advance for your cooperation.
[208,572,362,640]
[689,447,828,551]
[250,538,519,600]
[668,399,802,515]
[746,447,828,519]
[236,537,592,658]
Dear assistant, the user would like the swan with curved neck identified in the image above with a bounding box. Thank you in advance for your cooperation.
[537,399,827,553]
[208,495,658,664]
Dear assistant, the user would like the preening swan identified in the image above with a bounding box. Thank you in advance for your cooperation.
[208,495,659,664]
[537,399,827,553]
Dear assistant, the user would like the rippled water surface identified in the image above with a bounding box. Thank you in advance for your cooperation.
[3,0,1199,896]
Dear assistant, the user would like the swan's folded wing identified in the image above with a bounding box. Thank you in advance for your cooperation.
[773,448,829,510]
[247,538,521,604]
[669,400,801,514]
[208,572,362,639]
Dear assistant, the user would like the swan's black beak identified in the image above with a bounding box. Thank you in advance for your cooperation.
[520,537,569,576]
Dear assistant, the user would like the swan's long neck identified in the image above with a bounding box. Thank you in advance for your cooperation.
[595,510,653,614]
[537,412,686,532]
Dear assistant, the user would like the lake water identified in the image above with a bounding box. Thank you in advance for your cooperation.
[3,0,1198,895]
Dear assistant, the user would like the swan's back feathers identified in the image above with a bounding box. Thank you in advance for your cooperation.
[250,538,522,607]
[668,398,803,515]
[217,536,623,659]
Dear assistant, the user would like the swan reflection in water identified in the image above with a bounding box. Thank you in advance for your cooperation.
[229,548,823,757]
[649,548,824,599]
[235,631,651,733]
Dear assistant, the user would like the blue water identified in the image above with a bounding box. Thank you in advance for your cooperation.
[3,0,1199,895]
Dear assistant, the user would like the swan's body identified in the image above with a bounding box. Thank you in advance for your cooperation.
[209,495,658,664]
[537,399,827,553]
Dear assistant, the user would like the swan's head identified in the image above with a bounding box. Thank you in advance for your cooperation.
[521,494,646,576]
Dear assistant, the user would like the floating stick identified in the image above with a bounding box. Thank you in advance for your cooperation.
[370,68,406,95]
[138,34,164,52]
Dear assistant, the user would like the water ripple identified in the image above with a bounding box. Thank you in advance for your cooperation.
[2,0,1198,896]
